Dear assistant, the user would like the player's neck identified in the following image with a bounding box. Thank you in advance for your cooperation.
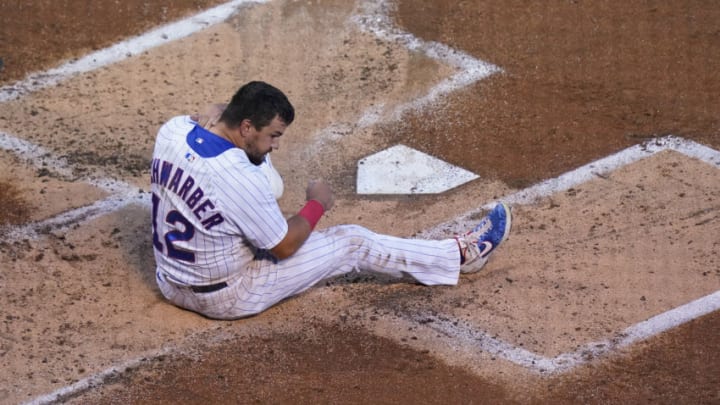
[210,123,244,149]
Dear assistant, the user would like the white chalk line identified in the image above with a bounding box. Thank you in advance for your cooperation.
[408,290,720,374]
[22,348,176,405]
[2,0,715,403]
[0,130,77,179]
[0,130,144,192]
[5,192,149,241]
[418,135,720,239]
[0,0,267,103]
[351,0,501,124]
[496,135,720,208]
[0,130,149,240]
[411,135,720,374]
[312,0,500,147]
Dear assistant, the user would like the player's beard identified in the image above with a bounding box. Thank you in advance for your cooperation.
[244,141,269,166]
[248,154,265,166]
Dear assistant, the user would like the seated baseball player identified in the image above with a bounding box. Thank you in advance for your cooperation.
[151,81,512,319]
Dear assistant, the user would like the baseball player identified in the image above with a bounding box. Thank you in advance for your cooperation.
[151,81,512,320]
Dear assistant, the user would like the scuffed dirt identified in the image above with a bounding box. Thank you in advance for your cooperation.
[0,180,31,226]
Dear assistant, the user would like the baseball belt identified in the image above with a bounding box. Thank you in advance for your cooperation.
[161,272,228,294]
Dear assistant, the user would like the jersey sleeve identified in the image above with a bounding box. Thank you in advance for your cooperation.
[215,160,288,250]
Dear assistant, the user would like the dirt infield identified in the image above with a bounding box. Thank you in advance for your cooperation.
[1,1,719,404]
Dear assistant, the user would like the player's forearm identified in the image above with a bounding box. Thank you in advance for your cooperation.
[270,215,313,260]
[271,185,330,260]
[270,199,326,259]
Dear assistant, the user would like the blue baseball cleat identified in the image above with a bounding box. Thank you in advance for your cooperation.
[457,203,512,274]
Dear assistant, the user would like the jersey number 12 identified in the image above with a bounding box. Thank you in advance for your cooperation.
[151,193,196,262]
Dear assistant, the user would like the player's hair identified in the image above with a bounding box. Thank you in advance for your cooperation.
[220,81,295,130]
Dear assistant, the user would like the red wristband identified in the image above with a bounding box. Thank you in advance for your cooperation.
[298,200,325,229]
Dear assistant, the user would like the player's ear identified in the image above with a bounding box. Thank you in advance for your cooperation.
[239,119,253,137]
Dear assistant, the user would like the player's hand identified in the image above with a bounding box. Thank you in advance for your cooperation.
[191,103,227,129]
[306,180,334,211]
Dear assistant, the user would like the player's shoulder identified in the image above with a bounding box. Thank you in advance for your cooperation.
[158,115,196,138]
[213,152,266,185]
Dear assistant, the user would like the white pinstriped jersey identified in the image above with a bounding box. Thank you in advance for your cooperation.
[150,115,288,286]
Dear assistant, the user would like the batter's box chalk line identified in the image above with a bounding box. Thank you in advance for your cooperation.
[0,130,148,241]
[352,0,502,117]
[417,135,720,238]
[313,0,501,149]
[404,290,720,374]
[22,347,178,405]
[410,135,720,374]
[0,0,269,103]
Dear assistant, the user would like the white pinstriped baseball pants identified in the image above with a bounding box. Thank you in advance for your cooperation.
[156,224,461,319]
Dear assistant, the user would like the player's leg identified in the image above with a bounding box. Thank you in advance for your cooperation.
[153,225,458,319]
[225,203,514,318]
[277,223,461,285]
[214,224,461,318]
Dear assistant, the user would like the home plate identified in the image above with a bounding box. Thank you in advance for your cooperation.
[357,144,479,194]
